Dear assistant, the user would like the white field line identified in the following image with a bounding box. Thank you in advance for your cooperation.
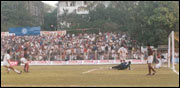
[82,67,109,74]
[1,84,179,87]
[82,69,98,74]
[172,69,179,75]
[160,64,179,75]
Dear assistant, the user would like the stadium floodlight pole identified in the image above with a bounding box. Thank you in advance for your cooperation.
[171,31,175,70]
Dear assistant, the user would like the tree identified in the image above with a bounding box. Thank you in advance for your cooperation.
[64,1,179,47]
[42,7,57,31]
[1,1,38,32]
[126,1,179,46]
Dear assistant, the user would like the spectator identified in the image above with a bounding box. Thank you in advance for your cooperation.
[1,32,135,61]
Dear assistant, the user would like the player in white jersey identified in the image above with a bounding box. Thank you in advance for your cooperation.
[123,47,128,60]
[155,58,162,69]
[118,45,128,60]
[3,49,22,74]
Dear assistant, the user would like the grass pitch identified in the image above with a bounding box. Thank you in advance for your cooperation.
[1,64,179,87]
[175,64,179,72]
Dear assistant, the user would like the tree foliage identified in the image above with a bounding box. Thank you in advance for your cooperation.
[65,1,179,46]
[1,1,37,31]
[42,7,57,31]
[1,1,179,47]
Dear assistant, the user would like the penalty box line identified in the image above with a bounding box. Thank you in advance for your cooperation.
[82,69,98,74]
[82,67,109,74]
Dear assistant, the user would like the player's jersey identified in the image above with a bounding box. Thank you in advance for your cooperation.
[119,47,127,55]
[155,59,162,68]
[3,53,10,64]
[157,59,162,65]
[123,48,128,55]
[118,47,123,54]
[20,57,28,64]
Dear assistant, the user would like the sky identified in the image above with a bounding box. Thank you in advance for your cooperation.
[42,1,58,7]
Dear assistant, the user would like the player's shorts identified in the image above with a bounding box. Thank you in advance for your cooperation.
[21,57,28,64]
[3,62,10,67]
[147,55,153,64]
[120,55,126,60]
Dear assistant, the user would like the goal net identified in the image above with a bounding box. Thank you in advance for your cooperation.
[168,31,179,71]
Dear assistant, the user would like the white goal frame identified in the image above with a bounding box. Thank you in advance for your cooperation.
[168,31,175,70]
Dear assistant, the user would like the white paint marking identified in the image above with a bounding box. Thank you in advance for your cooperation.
[172,69,179,75]
[82,67,108,74]
[82,69,97,74]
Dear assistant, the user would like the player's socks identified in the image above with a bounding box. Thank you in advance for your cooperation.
[14,69,21,74]
[8,68,11,71]
[27,65,29,72]
[152,71,156,75]
[18,71,22,74]
[7,68,10,74]
[109,67,112,69]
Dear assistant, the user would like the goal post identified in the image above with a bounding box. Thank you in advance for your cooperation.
[168,35,171,68]
[168,31,178,70]
[168,31,174,70]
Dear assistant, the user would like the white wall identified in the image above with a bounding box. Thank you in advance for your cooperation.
[58,1,89,16]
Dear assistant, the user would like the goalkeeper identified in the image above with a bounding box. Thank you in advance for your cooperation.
[110,60,131,70]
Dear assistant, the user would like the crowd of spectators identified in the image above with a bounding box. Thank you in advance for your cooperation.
[1,32,140,61]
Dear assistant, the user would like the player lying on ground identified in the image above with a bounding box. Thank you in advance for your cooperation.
[155,58,162,69]
[110,60,131,70]
[3,49,22,74]
[155,52,162,69]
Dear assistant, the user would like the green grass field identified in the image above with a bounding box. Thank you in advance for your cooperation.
[175,64,179,72]
[1,64,179,87]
